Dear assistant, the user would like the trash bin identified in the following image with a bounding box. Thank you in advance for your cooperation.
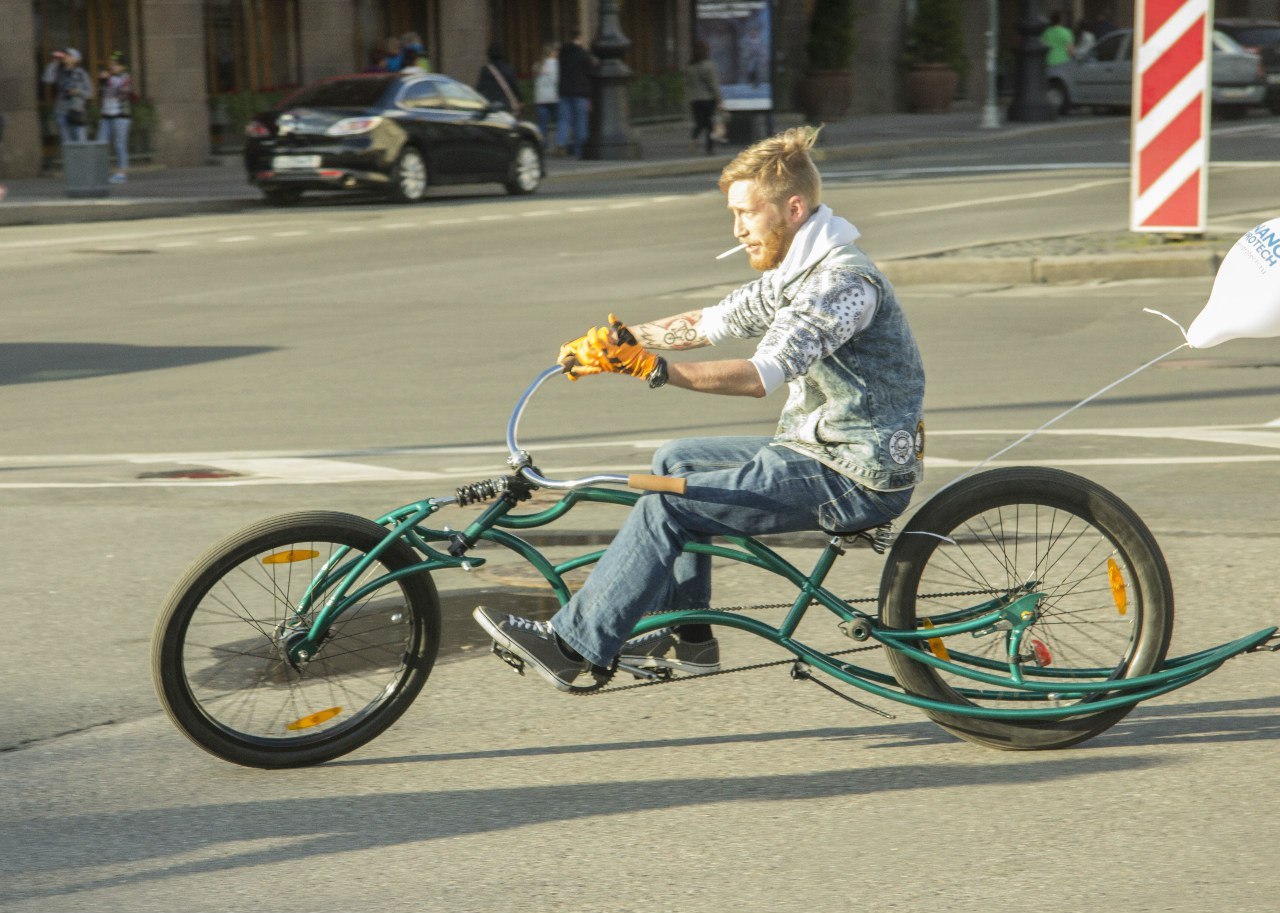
[63,141,111,198]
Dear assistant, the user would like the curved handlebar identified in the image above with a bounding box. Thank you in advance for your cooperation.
[505,366,687,495]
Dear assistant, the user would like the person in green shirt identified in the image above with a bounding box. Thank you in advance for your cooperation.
[1041,12,1076,67]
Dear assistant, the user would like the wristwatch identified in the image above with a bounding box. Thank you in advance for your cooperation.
[646,356,668,389]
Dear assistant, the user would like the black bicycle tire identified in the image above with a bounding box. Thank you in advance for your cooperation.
[152,511,441,768]
[879,467,1174,750]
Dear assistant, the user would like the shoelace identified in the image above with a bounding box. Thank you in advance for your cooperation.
[503,614,552,638]
[623,627,672,648]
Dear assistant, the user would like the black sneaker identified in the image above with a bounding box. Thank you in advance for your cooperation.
[473,606,587,691]
[619,628,721,674]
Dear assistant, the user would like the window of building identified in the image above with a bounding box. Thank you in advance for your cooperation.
[353,0,439,73]
[205,0,300,95]
[35,0,139,85]
[34,0,140,163]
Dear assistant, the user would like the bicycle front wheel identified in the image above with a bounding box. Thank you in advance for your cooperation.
[879,467,1173,750]
[152,511,441,768]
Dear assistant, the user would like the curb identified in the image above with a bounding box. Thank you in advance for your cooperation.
[881,249,1227,286]
[0,196,255,227]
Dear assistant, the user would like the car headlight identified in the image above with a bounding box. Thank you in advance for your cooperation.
[327,116,383,136]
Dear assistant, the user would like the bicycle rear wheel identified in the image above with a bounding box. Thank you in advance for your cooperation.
[152,511,440,768]
[879,467,1173,750]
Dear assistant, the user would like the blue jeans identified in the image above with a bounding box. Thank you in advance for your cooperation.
[97,116,130,171]
[55,110,87,144]
[536,102,556,145]
[551,436,913,666]
[556,95,589,157]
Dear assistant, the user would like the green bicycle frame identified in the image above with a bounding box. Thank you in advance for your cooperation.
[283,483,1278,721]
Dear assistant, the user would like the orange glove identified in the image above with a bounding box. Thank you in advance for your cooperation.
[559,315,659,381]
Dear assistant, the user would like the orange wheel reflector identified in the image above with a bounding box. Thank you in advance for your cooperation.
[1107,558,1128,615]
[262,549,321,565]
[286,707,342,731]
[922,618,951,661]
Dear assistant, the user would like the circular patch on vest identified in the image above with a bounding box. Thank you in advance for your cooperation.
[889,429,915,465]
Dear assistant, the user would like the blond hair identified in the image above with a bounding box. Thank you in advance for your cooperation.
[718,125,823,209]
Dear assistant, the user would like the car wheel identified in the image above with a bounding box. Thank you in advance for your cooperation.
[1046,80,1071,116]
[388,146,428,204]
[504,142,542,195]
[262,187,303,206]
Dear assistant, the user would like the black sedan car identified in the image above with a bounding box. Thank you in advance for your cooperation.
[244,72,544,205]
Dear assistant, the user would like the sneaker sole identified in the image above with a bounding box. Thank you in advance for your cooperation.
[472,607,576,692]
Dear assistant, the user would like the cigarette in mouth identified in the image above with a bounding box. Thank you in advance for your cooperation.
[716,243,747,260]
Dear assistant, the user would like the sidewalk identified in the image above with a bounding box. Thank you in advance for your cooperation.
[0,110,1232,282]
[0,110,1086,226]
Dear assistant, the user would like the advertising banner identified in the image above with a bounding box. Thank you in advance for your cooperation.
[694,1,773,111]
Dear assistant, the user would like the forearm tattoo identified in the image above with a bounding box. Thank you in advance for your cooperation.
[633,311,708,350]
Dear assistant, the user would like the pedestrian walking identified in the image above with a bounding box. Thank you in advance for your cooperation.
[41,48,93,144]
[400,32,430,72]
[476,45,522,114]
[685,40,724,155]
[1041,12,1075,67]
[556,31,592,158]
[533,41,560,150]
[97,52,133,183]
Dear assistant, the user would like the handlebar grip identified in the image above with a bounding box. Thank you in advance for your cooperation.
[627,474,688,495]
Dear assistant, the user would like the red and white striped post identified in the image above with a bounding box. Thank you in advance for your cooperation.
[1130,0,1212,233]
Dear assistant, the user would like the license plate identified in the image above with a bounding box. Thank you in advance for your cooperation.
[1268,73,1280,85]
[272,154,320,170]
[1217,87,1252,99]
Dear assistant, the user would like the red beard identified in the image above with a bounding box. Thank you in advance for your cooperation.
[747,221,791,271]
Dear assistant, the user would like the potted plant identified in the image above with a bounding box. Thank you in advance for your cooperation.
[796,0,857,122]
[902,0,968,113]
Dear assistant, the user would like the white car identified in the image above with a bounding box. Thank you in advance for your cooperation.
[1047,28,1266,115]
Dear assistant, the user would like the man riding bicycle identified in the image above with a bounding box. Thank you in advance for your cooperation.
[475,126,926,689]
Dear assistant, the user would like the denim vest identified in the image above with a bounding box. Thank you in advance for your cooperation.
[773,244,925,491]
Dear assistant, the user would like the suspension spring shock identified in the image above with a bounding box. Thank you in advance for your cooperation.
[454,477,511,507]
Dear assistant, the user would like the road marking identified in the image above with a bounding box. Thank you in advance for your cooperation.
[3,423,1279,489]
[329,225,366,233]
[271,230,309,237]
[217,235,255,243]
[155,240,195,248]
[874,178,1126,217]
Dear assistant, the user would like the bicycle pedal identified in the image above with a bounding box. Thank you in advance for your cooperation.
[490,642,526,676]
[617,660,670,681]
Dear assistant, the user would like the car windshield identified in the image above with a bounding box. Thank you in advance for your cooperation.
[1213,30,1249,54]
[280,76,394,109]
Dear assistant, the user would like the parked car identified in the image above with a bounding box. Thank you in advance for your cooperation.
[244,72,544,205]
[1046,28,1266,116]
[1215,18,1280,112]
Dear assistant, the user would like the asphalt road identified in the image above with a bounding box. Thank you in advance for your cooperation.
[2,138,1280,910]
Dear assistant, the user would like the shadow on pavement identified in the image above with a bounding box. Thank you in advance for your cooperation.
[0,342,276,386]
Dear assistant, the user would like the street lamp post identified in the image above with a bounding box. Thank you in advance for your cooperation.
[584,0,642,160]
[1006,0,1056,121]
[981,0,1001,128]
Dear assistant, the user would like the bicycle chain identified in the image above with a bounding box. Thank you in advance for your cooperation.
[568,586,998,696]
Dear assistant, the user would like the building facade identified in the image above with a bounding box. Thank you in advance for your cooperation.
[3,0,1277,179]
